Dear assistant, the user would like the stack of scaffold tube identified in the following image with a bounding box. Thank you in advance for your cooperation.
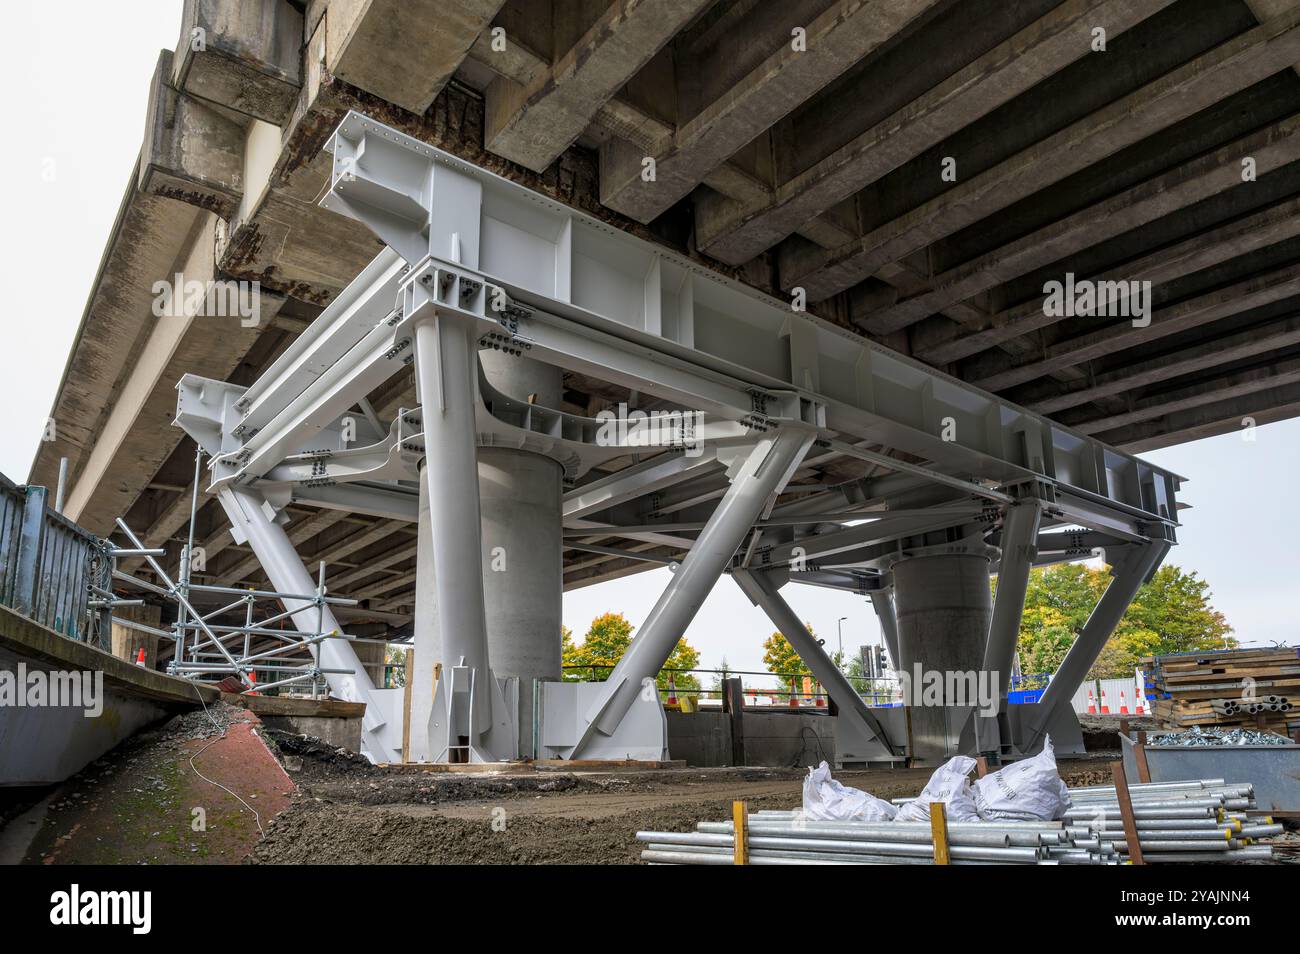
[636,779,1283,865]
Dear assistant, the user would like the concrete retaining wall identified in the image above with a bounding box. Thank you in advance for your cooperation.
[666,709,838,768]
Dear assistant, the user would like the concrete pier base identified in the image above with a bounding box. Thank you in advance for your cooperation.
[892,551,992,763]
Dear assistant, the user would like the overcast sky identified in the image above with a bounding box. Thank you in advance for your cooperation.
[3,2,1294,687]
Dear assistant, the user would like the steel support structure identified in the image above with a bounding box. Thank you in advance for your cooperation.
[566,428,814,758]
[218,485,402,761]
[1026,539,1171,746]
[164,111,1183,763]
[733,567,895,758]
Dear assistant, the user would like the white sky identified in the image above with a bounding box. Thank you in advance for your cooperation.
[3,2,1295,687]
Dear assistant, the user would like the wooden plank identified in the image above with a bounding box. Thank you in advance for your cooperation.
[733,800,748,866]
[931,802,950,865]
[1112,761,1144,865]
[401,646,414,764]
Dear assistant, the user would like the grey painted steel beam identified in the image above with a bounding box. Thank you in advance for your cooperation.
[983,498,1043,700]
[734,567,896,756]
[307,112,1180,537]
[571,428,815,757]
[1029,540,1170,742]
[868,589,900,671]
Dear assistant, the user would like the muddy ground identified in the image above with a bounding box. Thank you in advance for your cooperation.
[247,731,1117,865]
[0,704,293,865]
[0,711,1144,865]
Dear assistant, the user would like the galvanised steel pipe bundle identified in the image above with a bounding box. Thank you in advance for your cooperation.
[638,778,1282,865]
[700,819,1065,848]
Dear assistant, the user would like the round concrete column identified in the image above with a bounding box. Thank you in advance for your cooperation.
[478,354,565,758]
[891,551,992,761]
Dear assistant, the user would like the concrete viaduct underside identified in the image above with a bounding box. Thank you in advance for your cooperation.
[24,0,1297,761]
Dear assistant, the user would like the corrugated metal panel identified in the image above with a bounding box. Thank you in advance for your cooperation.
[0,474,109,645]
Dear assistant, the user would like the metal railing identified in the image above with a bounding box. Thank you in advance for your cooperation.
[560,664,903,707]
[0,473,111,645]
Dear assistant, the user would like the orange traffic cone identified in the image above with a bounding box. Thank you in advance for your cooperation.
[1134,686,1147,715]
[788,677,799,707]
[814,680,826,707]
[666,675,678,707]
[134,647,146,668]
[1087,688,1097,714]
[248,670,259,696]
[1100,688,1110,714]
[1118,690,1130,714]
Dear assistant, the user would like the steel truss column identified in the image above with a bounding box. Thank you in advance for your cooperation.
[411,309,515,762]
[868,589,901,671]
[1028,540,1170,742]
[734,568,896,756]
[983,498,1043,702]
[975,497,1042,755]
[216,486,400,762]
[571,427,815,758]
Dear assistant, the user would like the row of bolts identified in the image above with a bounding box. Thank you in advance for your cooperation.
[637,778,1283,865]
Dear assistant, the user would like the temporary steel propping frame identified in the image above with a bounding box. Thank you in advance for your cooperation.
[173,111,1181,764]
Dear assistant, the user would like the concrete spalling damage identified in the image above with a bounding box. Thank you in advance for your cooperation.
[4,0,1300,878]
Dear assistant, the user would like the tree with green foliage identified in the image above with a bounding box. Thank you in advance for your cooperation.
[562,612,701,692]
[1010,563,1233,679]
[762,629,812,682]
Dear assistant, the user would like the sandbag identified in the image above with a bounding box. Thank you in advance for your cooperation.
[972,735,1073,821]
[895,755,979,822]
[802,761,898,822]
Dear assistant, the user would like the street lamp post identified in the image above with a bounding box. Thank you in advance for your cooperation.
[837,616,848,665]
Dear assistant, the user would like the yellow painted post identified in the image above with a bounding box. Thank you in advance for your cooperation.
[931,802,950,865]
[733,800,748,865]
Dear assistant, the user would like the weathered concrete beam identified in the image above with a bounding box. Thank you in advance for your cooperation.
[325,0,504,115]
[913,195,1300,365]
[1026,314,1300,414]
[485,0,715,172]
[1070,353,1300,436]
[316,519,411,567]
[172,0,302,124]
[968,262,1300,391]
[1245,0,1300,77]
[1099,378,1300,451]
[211,508,350,586]
[864,113,1300,336]
[599,0,945,223]
[53,207,276,534]
[355,569,417,602]
[696,0,1173,266]
[141,51,245,220]
[782,6,1300,300]
[329,542,419,590]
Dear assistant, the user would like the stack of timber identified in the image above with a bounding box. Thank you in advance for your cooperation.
[1141,648,1300,735]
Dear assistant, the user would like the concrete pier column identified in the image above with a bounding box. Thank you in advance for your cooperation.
[409,465,440,759]
[478,352,564,757]
[891,550,992,762]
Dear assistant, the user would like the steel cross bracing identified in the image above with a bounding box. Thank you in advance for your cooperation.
[172,111,1181,763]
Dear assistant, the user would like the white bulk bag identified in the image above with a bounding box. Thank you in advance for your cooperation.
[895,755,980,822]
[801,761,899,822]
[972,735,1073,821]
